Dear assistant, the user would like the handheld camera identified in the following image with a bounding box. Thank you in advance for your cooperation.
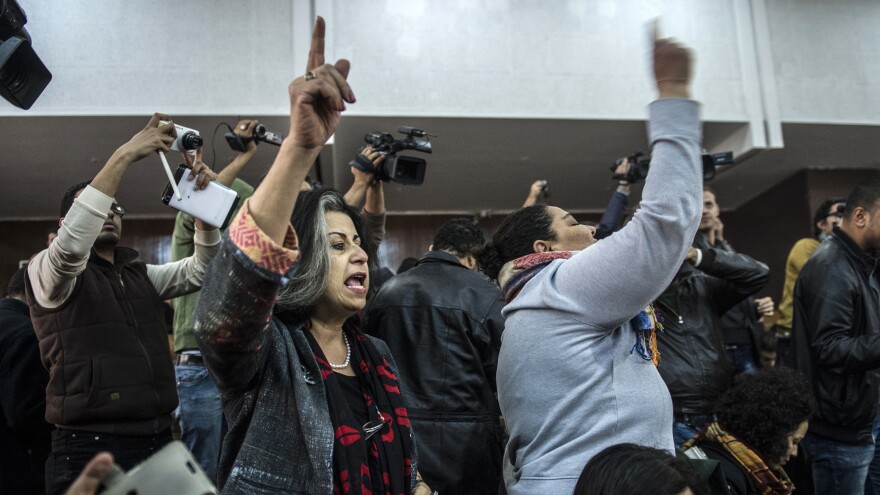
[159,121,203,153]
[225,123,284,152]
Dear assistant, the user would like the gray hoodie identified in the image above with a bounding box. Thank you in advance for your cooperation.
[497,98,702,495]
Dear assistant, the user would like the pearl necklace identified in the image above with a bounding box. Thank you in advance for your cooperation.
[328,333,351,369]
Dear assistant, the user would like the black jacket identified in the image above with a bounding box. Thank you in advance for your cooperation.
[0,297,52,494]
[793,227,880,445]
[696,237,765,357]
[654,248,770,414]
[364,251,505,495]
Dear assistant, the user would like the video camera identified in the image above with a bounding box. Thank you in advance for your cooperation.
[225,123,284,152]
[610,151,734,183]
[353,126,433,185]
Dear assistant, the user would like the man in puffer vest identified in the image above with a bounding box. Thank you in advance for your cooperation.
[25,114,221,495]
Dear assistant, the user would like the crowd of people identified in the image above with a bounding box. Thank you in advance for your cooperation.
[2,15,880,495]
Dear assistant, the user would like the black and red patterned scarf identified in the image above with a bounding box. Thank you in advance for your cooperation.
[304,321,413,495]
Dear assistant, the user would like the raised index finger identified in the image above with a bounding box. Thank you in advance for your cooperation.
[307,16,326,70]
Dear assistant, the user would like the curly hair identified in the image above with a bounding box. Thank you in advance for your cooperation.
[476,205,555,281]
[716,368,813,466]
[574,443,707,495]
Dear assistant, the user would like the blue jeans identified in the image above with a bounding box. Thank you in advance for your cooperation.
[725,344,758,375]
[174,364,225,483]
[867,415,880,495]
[802,431,874,495]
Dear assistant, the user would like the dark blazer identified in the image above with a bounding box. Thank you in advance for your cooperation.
[195,242,419,495]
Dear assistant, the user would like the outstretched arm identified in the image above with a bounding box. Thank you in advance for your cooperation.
[249,18,353,243]
[28,114,179,309]
[217,119,259,187]
[194,17,355,393]
[550,29,702,330]
[522,180,546,208]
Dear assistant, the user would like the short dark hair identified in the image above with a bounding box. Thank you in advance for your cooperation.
[703,186,717,199]
[845,179,880,221]
[476,205,555,281]
[812,197,846,237]
[716,368,812,466]
[60,180,93,218]
[7,266,26,298]
[431,218,485,258]
[573,443,707,495]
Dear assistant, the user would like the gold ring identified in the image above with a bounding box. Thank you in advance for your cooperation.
[239,124,247,130]
[304,70,317,81]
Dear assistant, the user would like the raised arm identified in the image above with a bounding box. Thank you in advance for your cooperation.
[250,18,353,243]
[28,114,178,308]
[345,148,387,245]
[363,180,387,246]
[193,17,354,393]
[595,160,632,240]
[522,180,547,208]
[217,119,259,187]
[551,31,702,329]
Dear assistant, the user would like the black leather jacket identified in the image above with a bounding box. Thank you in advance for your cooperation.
[654,248,770,415]
[364,251,505,495]
[793,227,880,445]
[696,237,765,356]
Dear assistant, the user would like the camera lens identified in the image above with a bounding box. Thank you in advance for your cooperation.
[254,124,266,139]
[180,132,203,150]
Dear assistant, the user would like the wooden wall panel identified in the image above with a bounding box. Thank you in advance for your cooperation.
[0,219,175,296]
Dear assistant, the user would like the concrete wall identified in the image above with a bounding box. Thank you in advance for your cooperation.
[5,0,876,126]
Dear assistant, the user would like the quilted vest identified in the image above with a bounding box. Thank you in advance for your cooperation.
[26,247,177,435]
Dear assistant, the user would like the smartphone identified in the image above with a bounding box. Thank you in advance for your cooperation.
[161,165,240,230]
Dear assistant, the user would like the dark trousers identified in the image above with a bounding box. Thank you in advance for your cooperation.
[45,427,172,495]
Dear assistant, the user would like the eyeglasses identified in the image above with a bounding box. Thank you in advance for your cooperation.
[362,403,390,441]
[110,202,126,217]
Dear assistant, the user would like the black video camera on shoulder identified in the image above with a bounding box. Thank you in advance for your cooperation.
[225,123,284,152]
[352,126,433,185]
[610,150,733,183]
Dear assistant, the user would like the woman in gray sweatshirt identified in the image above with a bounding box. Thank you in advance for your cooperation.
[478,34,702,495]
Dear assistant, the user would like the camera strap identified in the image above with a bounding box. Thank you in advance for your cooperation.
[349,154,377,174]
